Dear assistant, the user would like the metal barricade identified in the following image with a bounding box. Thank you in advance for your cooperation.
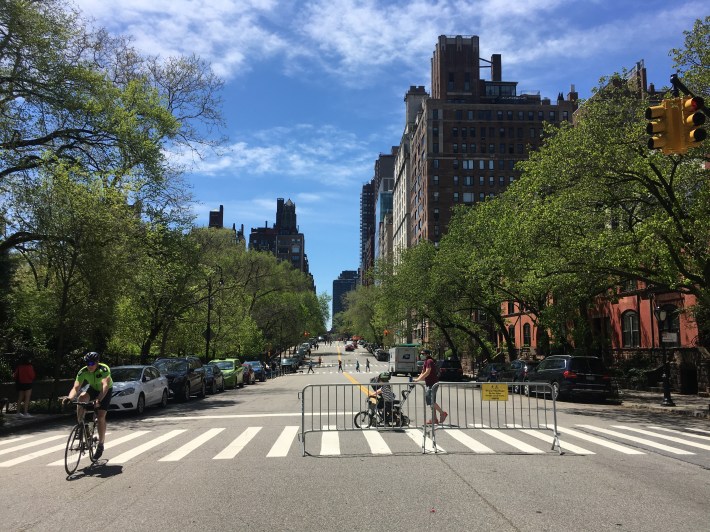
[428,382,561,454]
[298,382,427,456]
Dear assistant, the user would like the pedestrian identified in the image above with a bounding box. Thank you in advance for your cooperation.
[355,360,360,372]
[413,352,447,425]
[13,356,36,417]
[307,359,315,373]
[338,359,343,372]
[365,359,370,372]
[318,356,322,367]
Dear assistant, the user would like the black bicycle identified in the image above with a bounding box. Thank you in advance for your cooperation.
[63,400,100,475]
[353,386,414,429]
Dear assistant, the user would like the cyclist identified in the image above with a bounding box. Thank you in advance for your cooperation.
[64,352,113,460]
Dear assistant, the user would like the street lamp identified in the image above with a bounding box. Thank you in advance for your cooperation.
[653,305,675,407]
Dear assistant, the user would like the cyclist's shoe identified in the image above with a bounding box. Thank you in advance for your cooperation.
[94,443,104,460]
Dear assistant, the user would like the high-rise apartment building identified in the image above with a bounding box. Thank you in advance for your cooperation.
[359,181,375,285]
[332,270,359,320]
[249,198,312,287]
[395,35,578,256]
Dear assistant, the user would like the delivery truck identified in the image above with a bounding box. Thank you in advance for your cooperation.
[388,344,418,376]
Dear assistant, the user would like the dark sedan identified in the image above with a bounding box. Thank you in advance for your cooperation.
[524,355,611,401]
[203,364,225,394]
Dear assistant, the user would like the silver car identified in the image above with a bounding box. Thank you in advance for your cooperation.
[109,365,169,414]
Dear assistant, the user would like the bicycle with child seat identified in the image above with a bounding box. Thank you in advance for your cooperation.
[63,399,100,475]
[353,385,414,429]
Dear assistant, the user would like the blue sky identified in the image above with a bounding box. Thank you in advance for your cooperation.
[74,0,702,317]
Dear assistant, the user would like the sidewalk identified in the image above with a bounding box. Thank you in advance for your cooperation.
[616,389,710,418]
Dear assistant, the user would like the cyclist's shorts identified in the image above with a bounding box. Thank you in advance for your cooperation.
[87,387,113,411]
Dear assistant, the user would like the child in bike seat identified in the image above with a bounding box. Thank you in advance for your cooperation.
[370,372,396,423]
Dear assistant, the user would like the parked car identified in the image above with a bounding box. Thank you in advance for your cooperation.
[242,362,256,384]
[439,358,464,382]
[375,349,389,362]
[245,360,267,382]
[498,359,539,393]
[209,358,244,389]
[281,357,299,373]
[524,355,612,401]
[203,364,225,394]
[109,365,169,414]
[476,363,507,382]
[154,356,206,401]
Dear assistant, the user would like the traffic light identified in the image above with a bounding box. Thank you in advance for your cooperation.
[645,98,682,154]
[680,96,707,151]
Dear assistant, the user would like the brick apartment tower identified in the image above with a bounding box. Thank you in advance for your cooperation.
[395,35,578,253]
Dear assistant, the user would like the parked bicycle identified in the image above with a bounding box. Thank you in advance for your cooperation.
[353,385,414,429]
[62,399,100,475]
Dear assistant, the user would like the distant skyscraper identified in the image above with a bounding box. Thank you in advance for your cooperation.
[332,270,359,319]
[208,205,224,228]
[249,198,313,287]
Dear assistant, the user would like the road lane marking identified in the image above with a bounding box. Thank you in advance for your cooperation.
[517,428,594,455]
[0,434,66,456]
[160,428,225,461]
[320,425,340,455]
[214,427,262,459]
[648,426,710,441]
[405,428,443,454]
[685,427,710,435]
[0,435,32,447]
[267,426,300,457]
[481,429,544,453]
[612,426,710,451]
[577,425,694,455]
[551,426,644,454]
[110,430,186,463]
[362,431,392,454]
[47,431,149,466]
[1,443,65,467]
[443,429,494,453]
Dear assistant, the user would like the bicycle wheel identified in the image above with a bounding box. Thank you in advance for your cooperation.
[64,425,84,475]
[86,423,98,462]
[353,411,373,429]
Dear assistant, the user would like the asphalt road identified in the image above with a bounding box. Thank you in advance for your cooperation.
[2,342,709,531]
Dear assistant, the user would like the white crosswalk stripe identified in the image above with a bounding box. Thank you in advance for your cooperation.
[267,426,300,457]
[685,426,710,435]
[47,431,150,466]
[577,425,695,455]
[6,420,710,468]
[110,430,186,463]
[160,428,225,461]
[214,427,261,459]
[612,426,710,451]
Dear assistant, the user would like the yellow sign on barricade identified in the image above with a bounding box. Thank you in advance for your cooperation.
[481,383,508,401]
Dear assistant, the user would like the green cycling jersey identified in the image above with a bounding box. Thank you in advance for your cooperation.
[75,363,113,391]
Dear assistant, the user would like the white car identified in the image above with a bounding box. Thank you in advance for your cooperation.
[109,365,169,414]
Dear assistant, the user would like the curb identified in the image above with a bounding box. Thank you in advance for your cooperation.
[619,402,710,418]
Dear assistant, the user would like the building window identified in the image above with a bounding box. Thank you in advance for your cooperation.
[499,127,506,138]
[433,191,439,203]
[465,175,473,186]
[528,111,534,120]
[518,111,524,120]
[453,175,459,185]
[530,128,536,138]
[453,143,458,153]
[433,109,439,119]
[433,143,439,153]
[448,72,454,91]
[470,143,476,153]
[433,208,439,221]
[461,128,467,138]
[479,192,485,201]
[433,175,439,185]
[507,111,513,120]
[456,109,463,120]
[497,111,504,120]
[468,110,474,120]
[462,143,467,153]
[453,192,459,202]
[489,176,494,186]
[499,176,505,186]
[508,326,516,347]
[622,311,640,347]
[453,159,460,169]
[489,143,495,153]
[549,111,556,122]
[489,160,494,170]
[517,143,524,154]
[563,111,569,121]
[507,301,515,314]
[463,192,474,203]
[538,111,544,120]
[660,304,681,347]
[433,159,439,168]
[470,127,476,137]
[509,176,515,183]
[479,176,484,186]
[523,324,531,346]
[452,127,458,137]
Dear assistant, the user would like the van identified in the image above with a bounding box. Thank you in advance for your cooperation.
[388,345,418,376]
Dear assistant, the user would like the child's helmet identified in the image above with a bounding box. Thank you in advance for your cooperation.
[379,372,391,382]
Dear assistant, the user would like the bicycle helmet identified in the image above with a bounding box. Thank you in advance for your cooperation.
[84,352,100,364]
[378,372,391,382]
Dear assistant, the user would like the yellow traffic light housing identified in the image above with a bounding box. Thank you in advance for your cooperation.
[680,96,707,151]
[645,98,683,154]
